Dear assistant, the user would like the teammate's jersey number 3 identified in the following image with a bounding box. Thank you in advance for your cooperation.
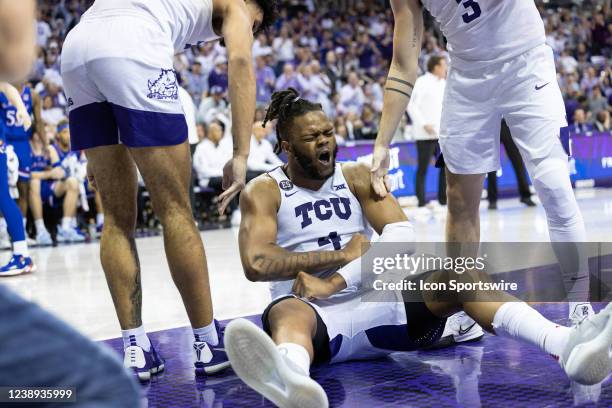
[456,0,481,24]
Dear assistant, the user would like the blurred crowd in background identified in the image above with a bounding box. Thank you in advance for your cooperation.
[9,0,611,231]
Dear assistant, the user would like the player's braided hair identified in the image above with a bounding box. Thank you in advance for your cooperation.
[262,88,323,154]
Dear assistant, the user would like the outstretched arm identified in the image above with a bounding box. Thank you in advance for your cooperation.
[216,0,257,213]
[238,176,366,282]
[371,0,423,197]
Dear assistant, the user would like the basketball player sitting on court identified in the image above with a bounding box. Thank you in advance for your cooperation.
[226,89,612,408]
[30,120,86,244]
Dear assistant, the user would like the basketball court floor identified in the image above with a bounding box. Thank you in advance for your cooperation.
[2,187,612,407]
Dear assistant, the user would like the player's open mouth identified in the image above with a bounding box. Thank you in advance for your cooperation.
[318,151,331,165]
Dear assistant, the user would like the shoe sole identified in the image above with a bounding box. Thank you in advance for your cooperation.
[225,319,328,408]
[565,303,612,385]
[136,362,165,382]
[194,360,231,376]
[424,333,484,350]
[0,263,36,277]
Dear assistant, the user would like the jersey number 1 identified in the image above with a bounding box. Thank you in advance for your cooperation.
[456,0,481,24]
[318,231,341,250]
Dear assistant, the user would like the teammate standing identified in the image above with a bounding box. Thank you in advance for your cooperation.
[61,0,277,380]
[370,0,591,323]
[0,83,35,276]
[2,82,45,224]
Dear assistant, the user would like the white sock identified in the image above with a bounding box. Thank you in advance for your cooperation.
[121,325,151,351]
[96,213,104,226]
[22,218,26,228]
[492,302,570,359]
[13,240,28,257]
[193,321,219,346]
[277,343,311,376]
[61,217,71,230]
[35,219,48,235]
[70,217,77,228]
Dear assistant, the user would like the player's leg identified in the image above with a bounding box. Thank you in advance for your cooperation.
[0,145,33,276]
[226,297,329,408]
[12,140,31,217]
[415,140,431,207]
[439,65,502,256]
[128,143,214,328]
[29,177,52,244]
[445,172,485,248]
[54,177,85,242]
[85,147,140,330]
[94,190,104,230]
[500,121,534,204]
[85,145,164,382]
[502,45,590,322]
[419,269,611,385]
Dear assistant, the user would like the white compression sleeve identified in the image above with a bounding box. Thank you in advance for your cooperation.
[338,221,415,289]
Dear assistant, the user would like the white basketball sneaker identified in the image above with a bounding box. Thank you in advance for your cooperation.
[560,303,612,385]
[427,312,485,350]
[225,319,328,408]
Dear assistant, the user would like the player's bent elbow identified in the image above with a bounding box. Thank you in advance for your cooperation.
[243,265,262,282]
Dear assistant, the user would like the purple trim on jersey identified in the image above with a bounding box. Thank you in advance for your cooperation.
[69,102,187,150]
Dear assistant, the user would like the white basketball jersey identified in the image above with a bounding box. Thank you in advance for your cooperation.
[86,0,219,53]
[267,163,372,299]
[421,0,545,69]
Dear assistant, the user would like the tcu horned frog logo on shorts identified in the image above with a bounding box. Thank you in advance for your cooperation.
[147,69,179,101]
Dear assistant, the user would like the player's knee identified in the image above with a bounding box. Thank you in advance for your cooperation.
[446,185,479,218]
[268,299,316,334]
[103,208,137,233]
[156,200,193,227]
[65,177,79,191]
[530,158,581,228]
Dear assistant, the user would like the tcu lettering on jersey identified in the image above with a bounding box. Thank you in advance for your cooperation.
[295,198,352,229]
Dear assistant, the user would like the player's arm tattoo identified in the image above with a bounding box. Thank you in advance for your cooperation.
[250,249,347,281]
[388,77,414,89]
[385,87,412,98]
[385,77,413,99]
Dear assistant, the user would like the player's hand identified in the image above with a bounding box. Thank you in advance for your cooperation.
[219,155,247,215]
[292,271,343,300]
[16,108,32,130]
[370,144,391,198]
[342,233,370,264]
[86,162,97,192]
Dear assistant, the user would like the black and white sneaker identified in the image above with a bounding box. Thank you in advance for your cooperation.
[427,312,484,350]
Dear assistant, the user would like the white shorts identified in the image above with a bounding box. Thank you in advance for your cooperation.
[263,291,447,365]
[439,44,568,174]
[60,11,187,150]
